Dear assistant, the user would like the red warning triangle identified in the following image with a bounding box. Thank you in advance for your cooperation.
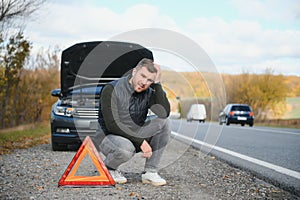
[58,136,115,187]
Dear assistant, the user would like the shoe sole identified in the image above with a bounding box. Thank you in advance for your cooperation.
[142,179,166,186]
[114,180,127,184]
[115,180,127,184]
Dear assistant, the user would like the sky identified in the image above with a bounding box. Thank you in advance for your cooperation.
[24,0,300,76]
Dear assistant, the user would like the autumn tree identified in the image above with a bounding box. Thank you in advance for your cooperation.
[0,32,31,128]
[0,0,48,128]
[22,47,60,123]
[255,71,288,118]
[225,69,288,119]
[0,42,60,128]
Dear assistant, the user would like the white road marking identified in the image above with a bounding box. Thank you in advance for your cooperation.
[171,131,300,180]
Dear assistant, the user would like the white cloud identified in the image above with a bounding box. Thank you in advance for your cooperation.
[251,58,300,75]
[25,2,179,51]
[23,1,300,76]
[231,0,300,24]
[185,16,300,75]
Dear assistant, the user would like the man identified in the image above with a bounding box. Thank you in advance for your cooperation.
[97,58,171,186]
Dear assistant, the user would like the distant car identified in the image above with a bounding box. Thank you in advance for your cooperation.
[187,104,206,123]
[50,41,153,151]
[219,104,254,127]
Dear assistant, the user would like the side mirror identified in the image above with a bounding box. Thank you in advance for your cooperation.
[51,89,62,98]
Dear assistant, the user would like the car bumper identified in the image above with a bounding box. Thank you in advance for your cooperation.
[228,116,254,124]
[51,113,99,147]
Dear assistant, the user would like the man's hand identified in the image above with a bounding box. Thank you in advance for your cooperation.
[153,63,161,84]
[140,140,152,158]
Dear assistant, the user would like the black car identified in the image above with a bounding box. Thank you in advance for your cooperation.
[219,104,254,127]
[50,41,153,151]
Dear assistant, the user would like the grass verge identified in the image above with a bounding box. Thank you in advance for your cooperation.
[0,122,50,155]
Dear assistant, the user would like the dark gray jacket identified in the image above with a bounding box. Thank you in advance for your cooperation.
[98,75,170,148]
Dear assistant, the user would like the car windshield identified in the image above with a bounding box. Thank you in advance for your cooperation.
[231,106,251,112]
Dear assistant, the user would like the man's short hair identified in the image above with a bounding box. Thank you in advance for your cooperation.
[136,58,157,73]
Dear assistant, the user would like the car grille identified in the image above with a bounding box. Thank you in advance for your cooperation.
[73,107,98,118]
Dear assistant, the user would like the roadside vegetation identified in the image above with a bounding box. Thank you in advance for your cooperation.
[0,122,50,155]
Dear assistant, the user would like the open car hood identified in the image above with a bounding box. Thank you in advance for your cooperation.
[60,41,153,97]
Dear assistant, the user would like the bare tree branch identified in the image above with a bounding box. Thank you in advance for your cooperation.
[0,0,46,33]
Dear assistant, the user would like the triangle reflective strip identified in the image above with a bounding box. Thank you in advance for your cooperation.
[58,136,115,186]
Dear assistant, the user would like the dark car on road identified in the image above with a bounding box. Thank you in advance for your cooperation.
[50,41,153,150]
[219,104,254,127]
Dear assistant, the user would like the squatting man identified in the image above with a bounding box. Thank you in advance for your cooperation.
[96,58,171,186]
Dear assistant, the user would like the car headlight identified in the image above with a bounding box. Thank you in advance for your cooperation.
[54,106,75,117]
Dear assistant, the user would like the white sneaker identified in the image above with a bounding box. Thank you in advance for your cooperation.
[142,172,167,186]
[109,170,127,184]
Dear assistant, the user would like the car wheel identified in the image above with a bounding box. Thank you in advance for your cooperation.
[241,123,245,126]
[225,118,230,126]
[249,123,253,127]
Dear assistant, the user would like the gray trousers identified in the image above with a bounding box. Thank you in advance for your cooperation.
[97,118,171,172]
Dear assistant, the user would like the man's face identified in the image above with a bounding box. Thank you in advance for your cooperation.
[131,66,156,93]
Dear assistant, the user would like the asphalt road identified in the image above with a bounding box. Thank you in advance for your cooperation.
[171,119,300,195]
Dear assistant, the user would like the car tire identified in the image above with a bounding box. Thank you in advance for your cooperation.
[225,118,230,126]
[241,123,245,126]
[249,123,253,127]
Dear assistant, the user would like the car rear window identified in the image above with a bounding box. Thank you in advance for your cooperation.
[231,106,251,112]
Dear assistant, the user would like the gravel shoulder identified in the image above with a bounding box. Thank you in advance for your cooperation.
[0,138,299,200]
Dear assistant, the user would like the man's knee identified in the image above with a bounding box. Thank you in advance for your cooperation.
[100,135,136,160]
[114,147,135,161]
